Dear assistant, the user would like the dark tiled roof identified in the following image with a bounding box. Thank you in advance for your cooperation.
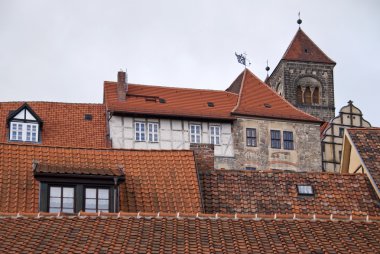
[199,170,380,216]
[282,28,336,64]
[0,143,201,214]
[0,102,108,148]
[348,128,380,192]
[232,69,322,123]
[33,162,125,177]
[104,82,238,120]
[0,213,379,253]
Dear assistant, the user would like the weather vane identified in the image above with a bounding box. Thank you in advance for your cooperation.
[297,12,302,27]
[235,52,251,67]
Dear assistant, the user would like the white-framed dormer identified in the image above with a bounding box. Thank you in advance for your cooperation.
[7,103,43,143]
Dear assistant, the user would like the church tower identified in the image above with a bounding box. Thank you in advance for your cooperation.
[267,24,336,122]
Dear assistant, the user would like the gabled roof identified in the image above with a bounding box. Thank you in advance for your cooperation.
[104,82,238,120]
[0,102,108,148]
[0,213,379,253]
[199,169,380,216]
[282,28,336,64]
[231,69,322,123]
[347,128,380,194]
[6,103,43,127]
[0,143,202,214]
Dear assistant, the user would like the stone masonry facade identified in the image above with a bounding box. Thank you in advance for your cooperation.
[267,61,335,122]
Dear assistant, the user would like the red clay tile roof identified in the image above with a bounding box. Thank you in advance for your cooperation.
[0,143,201,214]
[282,28,336,64]
[33,162,125,177]
[348,128,380,193]
[232,69,323,123]
[104,82,238,120]
[0,213,379,253]
[0,102,108,148]
[199,170,380,216]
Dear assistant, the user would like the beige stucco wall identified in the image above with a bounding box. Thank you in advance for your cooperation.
[109,116,234,158]
[347,146,362,173]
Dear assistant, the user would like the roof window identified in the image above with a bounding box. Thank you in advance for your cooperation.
[297,185,314,195]
[207,102,214,107]
[264,103,272,108]
[159,98,166,103]
[84,114,93,121]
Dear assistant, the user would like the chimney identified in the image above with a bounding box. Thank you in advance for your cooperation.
[190,144,215,172]
[117,69,128,100]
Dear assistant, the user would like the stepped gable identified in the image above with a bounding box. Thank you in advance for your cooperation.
[104,82,238,120]
[199,169,380,216]
[232,69,322,122]
[282,28,336,64]
[0,143,201,214]
[0,213,379,253]
[348,128,380,192]
[0,102,108,148]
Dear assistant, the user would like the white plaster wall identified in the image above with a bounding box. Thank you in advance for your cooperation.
[109,116,234,157]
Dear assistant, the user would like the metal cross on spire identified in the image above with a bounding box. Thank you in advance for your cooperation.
[235,52,251,67]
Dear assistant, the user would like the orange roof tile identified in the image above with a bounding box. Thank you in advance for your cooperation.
[282,28,336,64]
[348,127,380,192]
[104,82,238,120]
[0,102,108,148]
[199,169,380,216]
[232,69,323,122]
[0,143,202,214]
[0,213,379,253]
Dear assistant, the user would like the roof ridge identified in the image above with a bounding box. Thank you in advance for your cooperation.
[231,68,248,112]
[105,81,239,96]
[0,101,104,106]
[1,212,379,222]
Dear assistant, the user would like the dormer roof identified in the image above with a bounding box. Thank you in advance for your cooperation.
[282,28,336,65]
[6,103,43,128]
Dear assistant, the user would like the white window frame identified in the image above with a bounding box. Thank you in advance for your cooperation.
[190,124,201,143]
[210,125,221,145]
[10,122,39,142]
[135,122,146,141]
[148,122,159,143]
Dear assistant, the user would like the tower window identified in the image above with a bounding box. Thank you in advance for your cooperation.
[313,87,320,104]
[296,86,303,104]
[304,87,312,105]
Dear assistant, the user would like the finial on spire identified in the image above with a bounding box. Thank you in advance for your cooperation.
[297,12,302,27]
[265,60,270,73]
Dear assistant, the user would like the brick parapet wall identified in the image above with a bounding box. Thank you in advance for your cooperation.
[190,144,215,172]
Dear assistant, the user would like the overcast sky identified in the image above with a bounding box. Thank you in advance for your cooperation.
[1,0,379,126]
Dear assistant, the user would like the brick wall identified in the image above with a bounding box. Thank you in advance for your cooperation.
[190,144,215,171]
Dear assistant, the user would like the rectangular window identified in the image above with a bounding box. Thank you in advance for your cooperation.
[297,185,314,195]
[85,188,110,213]
[49,186,75,213]
[148,122,159,142]
[210,126,221,145]
[270,130,281,149]
[283,131,294,150]
[190,124,201,143]
[10,122,39,142]
[246,128,257,147]
[135,122,146,141]
[339,127,345,137]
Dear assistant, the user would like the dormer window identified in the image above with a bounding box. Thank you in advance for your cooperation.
[7,103,43,143]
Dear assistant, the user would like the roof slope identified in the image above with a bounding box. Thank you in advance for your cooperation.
[199,170,380,216]
[348,128,380,192]
[0,143,201,213]
[0,102,108,148]
[232,69,322,122]
[104,82,238,120]
[282,28,335,64]
[0,214,379,253]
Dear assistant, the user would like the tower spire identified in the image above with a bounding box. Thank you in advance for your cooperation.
[297,12,302,28]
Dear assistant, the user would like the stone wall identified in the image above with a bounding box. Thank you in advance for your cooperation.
[232,118,322,172]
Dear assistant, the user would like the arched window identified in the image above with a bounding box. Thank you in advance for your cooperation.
[313,87,320,104]
[296,86,303,104]
[304,87,312,105]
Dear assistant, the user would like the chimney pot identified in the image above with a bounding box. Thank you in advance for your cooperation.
[116,69,128,100]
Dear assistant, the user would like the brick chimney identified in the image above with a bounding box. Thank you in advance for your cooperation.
[190,144,215,172]
[117,69,128,100]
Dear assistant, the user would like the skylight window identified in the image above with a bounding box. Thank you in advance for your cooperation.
[297,185,314,195]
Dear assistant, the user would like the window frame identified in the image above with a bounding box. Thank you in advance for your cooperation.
[135,122,146,142]
[297,185,314,196]
[9,121,39,142]
[283,131,294,150]
[84,187,111,213]
[190,124,201,144]
[246,128,257,147]
[209,125,221,145]
[270,130,281,149]
[48,185,75,213]
[147,122,159,143]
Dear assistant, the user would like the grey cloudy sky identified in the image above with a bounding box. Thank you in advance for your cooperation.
[1,0,379,126]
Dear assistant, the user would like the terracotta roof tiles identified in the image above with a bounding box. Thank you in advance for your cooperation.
[199,169,380,216]
[0,213,379,253]
[0,143,201,214]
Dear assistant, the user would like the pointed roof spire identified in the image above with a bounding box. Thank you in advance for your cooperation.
[281,28,336,65]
